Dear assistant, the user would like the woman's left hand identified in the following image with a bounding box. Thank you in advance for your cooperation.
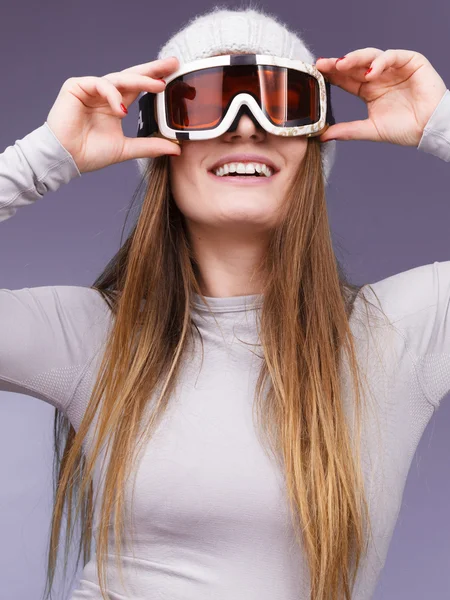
[315,48,448,146]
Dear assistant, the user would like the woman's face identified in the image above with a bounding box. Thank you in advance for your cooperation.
[169,114,309,236]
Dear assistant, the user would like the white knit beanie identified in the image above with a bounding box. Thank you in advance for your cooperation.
[135,5,337,186]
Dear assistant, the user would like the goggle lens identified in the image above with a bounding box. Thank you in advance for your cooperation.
[166,64,320,131]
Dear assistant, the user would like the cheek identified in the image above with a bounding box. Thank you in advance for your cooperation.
[288,140,309,174]
[275,138,308,169]
[169,144,204,193]
[169,159,205,217]
[170,158,192,192]
[292,139,308,160]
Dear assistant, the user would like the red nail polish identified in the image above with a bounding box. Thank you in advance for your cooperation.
[120,103,128,114]
[336,56,346,62]
[365,68,372,76]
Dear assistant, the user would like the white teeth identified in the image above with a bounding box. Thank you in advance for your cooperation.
[213,162,274,178]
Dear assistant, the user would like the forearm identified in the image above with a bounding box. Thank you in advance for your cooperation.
[0,122,81,222]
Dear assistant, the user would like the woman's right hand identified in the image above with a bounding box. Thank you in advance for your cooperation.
[46,56,181,174]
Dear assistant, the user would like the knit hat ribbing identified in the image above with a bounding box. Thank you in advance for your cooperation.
[135,6,336,185]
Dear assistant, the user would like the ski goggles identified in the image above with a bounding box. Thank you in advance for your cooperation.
[136,53,335,145]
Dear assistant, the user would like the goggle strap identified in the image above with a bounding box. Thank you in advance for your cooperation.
[137,79,335,137]
[325,80,336,126]
[137,92,157,138]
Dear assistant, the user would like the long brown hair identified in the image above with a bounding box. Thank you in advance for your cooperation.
[43,134,388,600]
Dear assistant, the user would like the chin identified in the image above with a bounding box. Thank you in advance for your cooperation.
[216,207,278,227]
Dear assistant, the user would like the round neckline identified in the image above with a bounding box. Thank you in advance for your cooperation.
[192,292,263,313]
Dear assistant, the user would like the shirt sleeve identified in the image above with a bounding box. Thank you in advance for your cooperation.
[417,260,450,408]
[0,121,81,222]
[365,260,450,410]
[417,88,450,162]
[0,285,111,422]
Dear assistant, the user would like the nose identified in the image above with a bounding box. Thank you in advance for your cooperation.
[221,108,266,142]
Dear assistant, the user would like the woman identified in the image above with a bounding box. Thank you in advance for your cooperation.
[1,6,449,600]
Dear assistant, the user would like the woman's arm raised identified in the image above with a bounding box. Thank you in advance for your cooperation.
[316,49,448,151]
[0,57,183,421]
[0,55,183,223]
[0,122,111,421]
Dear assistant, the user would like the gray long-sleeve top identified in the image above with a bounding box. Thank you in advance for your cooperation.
[1,89,450,599]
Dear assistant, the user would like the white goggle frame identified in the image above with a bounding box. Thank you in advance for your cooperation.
[137,53,333,145]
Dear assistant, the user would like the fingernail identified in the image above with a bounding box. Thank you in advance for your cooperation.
[316,57,325,61]
[365,68,372,76]
[157,78,166,83]
[336,56,346,63]
[323,138,336,142]
[120,103,128,114]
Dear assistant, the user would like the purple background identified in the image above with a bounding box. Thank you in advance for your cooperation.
[1,0,450,597]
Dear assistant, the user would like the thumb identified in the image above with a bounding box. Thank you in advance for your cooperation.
[319,119,379,143]
[121,136,181,161]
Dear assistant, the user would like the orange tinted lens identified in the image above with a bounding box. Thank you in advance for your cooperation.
[259,66,320,125]
[166,67,225,130]
[165,64,320,130]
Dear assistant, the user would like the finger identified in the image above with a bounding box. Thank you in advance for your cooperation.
[330,64,382,83]
[319,118,380,143]
[120,136,181,162]
[71,76,127,117]
[102,72,167,106]
[315,61,363,96]
[328,47,385,69]
[315,49,382,72]
[363,49,420,80]
[119,56,180,78]
[103,72,166,91]
[315,48,385,90]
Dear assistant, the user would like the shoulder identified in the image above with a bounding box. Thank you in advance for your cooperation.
[37,284,112,319]
[355,262,450,384]
[0,284,114,357]
[360,261,441,324]
[0,285,114,417]
[36,284,113,344]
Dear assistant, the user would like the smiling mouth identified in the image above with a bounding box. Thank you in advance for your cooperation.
[207,159,280,177]
[208,165,278,178]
